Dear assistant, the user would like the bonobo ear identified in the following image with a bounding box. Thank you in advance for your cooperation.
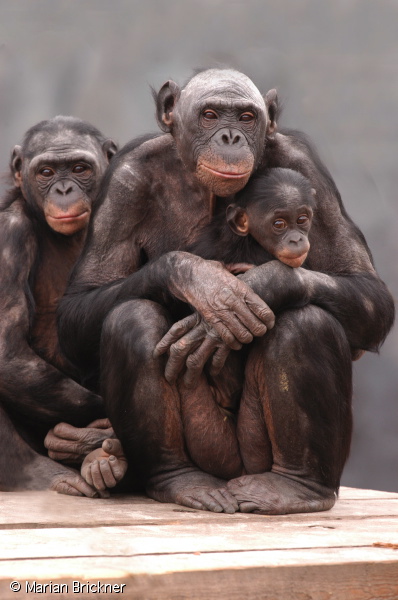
[226,204,250,237]
[10,145,23,187]
[265,89,278,138]
[102,139,118,162]
[155,80,181,133]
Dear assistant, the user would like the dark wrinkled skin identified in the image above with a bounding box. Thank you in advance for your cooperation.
[0,117,125,496]
[59,69,394,514]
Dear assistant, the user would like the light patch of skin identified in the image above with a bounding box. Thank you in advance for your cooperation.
[362,296,375,316]
[181,69,267,114]
[279,369,289,392]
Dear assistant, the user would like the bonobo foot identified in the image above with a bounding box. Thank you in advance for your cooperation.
[227,472,336,515]
[81,439,128,496]
[146,469,239,514]
[15,454,100,497]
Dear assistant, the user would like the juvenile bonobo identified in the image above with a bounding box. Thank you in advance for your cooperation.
[59,69,394,514]
[0,116,126,496]
[189,168,315,273]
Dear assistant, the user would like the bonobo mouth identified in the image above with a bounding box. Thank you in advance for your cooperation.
[200,164,252,180]
[280,252,308,268]
[47,210,90,223]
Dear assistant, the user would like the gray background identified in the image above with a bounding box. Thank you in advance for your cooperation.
[0,0,397,492]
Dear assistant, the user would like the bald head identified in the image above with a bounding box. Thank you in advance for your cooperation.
[154,69,278,196]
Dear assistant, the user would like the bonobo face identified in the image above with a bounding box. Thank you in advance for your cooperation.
[12,122,115,235]
[228,184,314,268]
[156,69,277,197]
[250,189,313,267]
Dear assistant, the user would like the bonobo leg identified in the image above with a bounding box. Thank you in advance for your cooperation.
[100,299,239,513]
[0,404,99,497]
[228,305,353,515]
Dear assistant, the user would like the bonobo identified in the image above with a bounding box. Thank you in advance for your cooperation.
[59,69,394,514]
[0,116,125,496]
[189,168,315,273]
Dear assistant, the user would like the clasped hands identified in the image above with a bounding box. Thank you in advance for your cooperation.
[155,257,275,386]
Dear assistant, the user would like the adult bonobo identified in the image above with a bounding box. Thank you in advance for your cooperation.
[0,116,123,495]
[58,69,394,514]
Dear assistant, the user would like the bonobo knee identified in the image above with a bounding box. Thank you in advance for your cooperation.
[262,305,351,363]
[101,299,170,361]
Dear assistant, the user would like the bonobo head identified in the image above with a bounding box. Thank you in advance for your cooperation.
[227,168,316,268]
[11,116,117,235]
[155,68,278,196]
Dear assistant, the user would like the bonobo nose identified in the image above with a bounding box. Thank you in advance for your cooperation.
[214,128,243,146]
[55,182,74,196]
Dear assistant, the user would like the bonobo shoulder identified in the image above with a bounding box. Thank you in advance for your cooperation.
[0,191,36,239]
[106,134,174,194]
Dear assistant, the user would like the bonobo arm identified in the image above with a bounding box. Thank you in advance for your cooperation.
[0,207,102,425]
[58,157,274,371]
[239,260,394,352]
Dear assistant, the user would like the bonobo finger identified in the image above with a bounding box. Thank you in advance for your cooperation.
[47,450,81,462]
[108,455,128,481]
[52,422,87,441]
[209,344,231,377]
[244,291,275,330]
[206,316,243,350]
[183,336,220,388]
[99,459,118,488]
[218,287,269,340]
[102,438,123,455]
[53,476,99,498]
[154,314,199,357]
[87,418,112,429]
[164,330,205,383]
[210,488,239,514]
[89,459,107,491]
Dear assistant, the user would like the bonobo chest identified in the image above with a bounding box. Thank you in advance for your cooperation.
[31,232,85,365]
[143,160,216,258]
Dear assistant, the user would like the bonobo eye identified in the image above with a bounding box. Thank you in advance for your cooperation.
[202,109,218,121]
[239,112,255,123]
[297,215,309,225]
[72,164,90,174]
[273,219,287,230]
[38,167,54,178]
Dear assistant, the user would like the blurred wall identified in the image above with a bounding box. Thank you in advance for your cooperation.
[0,0,397,492]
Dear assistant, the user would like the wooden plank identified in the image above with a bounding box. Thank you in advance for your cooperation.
[0,487,397,599]
[1,488,398,529]
[1,515,397,559]
[0,548,397,600]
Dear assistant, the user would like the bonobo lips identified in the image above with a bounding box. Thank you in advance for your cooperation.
[200,164,251,179]
[47,211,89,222]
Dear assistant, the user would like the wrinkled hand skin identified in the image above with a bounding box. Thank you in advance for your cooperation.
[154,257,275,386]
[166,254,275,349]
[81,438,128,496]
[154,312,234,387]
[44,418,115,464]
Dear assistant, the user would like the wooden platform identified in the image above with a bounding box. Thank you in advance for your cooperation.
[0,487,397,599]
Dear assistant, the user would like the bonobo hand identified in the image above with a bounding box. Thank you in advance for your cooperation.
[167,253,275,349]
[44,418,115,463]
[154,313,232,387]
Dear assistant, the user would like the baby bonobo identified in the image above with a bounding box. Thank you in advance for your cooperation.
[190,168,315,273]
